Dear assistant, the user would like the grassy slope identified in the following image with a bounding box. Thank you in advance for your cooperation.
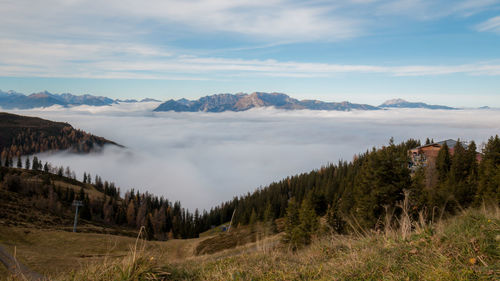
[1,202,498,280]
[0,227,204,280]
[53,207,499,281]
[181,208,499,281]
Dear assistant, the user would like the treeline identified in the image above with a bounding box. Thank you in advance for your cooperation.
[0,126,113,159]
[203,136,500,240]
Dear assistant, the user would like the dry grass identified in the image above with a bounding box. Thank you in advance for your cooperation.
[2,206,499,280]
[0,225,203,280]
[164,205,500,281]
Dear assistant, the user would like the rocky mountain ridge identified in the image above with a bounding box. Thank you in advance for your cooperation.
[153,92,379,112]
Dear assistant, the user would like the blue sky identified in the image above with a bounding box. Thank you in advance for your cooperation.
[1,0,500,106]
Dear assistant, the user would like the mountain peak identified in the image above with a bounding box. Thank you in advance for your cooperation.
[381,98,409,106]
[379,98,454,110]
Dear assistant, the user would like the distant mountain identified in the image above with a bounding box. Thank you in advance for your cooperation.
[115,98,162,103]
[115,99,139,103]
[379,99,455,110]
[154,92,379,112]
[0,90,115,109]
[140,98,162,102]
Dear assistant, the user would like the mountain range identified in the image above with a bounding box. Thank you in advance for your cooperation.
[0,90,489,111]
[0,90,158,109]
[153,92,379,112]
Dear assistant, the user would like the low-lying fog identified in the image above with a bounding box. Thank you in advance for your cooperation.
[8,103,500,210]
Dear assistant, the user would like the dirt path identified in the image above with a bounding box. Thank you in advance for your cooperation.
[0,244,45,281]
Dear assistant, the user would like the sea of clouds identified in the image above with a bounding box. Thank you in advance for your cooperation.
[6,103,500,210]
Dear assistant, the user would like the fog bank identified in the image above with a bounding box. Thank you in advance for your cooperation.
[8,104,500,210]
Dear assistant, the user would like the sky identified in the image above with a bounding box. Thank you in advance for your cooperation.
[1,0,500,106]
[8,105,500,210]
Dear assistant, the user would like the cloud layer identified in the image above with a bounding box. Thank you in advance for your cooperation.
[1,0,500,80]
[2,38,500,80]
[8,104,500,210]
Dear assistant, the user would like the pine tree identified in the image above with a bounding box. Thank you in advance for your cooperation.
[249,208,257,225]
[263,201,277,234]
[127,201,136,227]
[16,156,22,168]
[145,214,155,240]
[448,140,474,207]
[298,198,318,243]
[32,156,39,170]
[352,142,411,229]
[326,202,344,234]
[25,157,30,169]
[436,142,451,184]
[283,198,300,247]
[80,194,92,220]
[409,166,427,212]
[476,135,500,205]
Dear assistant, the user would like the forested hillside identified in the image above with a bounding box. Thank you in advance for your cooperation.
[202,136,500,241]
[0,164,202,240]
[0,112,119,162]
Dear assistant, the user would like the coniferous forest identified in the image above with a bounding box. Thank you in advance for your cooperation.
[1,135,499,242]
[0,112,118,160]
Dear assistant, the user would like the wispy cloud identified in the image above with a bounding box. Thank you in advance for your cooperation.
[376,0,499,19]
[1,38,500,79]
[476,16,500,33]
[2,0,498,44]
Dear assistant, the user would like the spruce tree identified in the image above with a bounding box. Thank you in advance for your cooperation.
[25,157,30,169]
[326,202,344,234]
[283,198,300,247]
[249,208,257,228]
[16,156,22,168]
[145,214,155,240]
[298,198,318,243]
[263,201,277,234]
[436,142,451,184]
[32,156,39,170]
[476,135,500,205]
[80,194,92,220]
[449,140,473,207]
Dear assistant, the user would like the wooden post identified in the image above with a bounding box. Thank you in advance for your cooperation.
[227,209,236,232]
